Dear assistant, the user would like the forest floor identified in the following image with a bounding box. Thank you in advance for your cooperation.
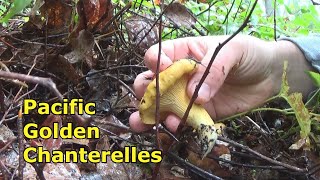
[0,0,319,179]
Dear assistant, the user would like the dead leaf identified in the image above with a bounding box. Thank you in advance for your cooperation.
[65,30,96,68]
[23,43,42,56]
[0,124,15,149]
[40,0,72,33]
[96,136,144,179]
[154,0,161,5]
[187,148,231,177]
[43,163,81,179]
[164,3,196,29]
[125,15,159,53]
[170,166,187,178]
[80,0,113,32]
[40,115,63,151]
[47,54,82,84]
[96,135,110,151]
[289,137,307,150]
[0,146,19,168]
[23,163,38,180]
[63,137,90,146]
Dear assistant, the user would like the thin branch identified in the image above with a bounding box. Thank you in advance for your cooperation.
[218,136,305,172]
[17,108,24,179]
[178,0,259,136]
[273,0,277,41]
[0,71,63,100]
[105,74,137,98]
[153,2,165,179]
[167,152,223,180]
[311,0,320,5]
[0,71,88,126]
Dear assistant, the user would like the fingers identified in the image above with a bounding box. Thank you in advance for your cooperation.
[187,39,243,104]
[129,111,153,132]
[144,37,208,72]
[163,114,181,133]
[133,70,154,99]
[129,111,181,133]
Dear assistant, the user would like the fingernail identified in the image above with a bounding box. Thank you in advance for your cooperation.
[192,82,211,102]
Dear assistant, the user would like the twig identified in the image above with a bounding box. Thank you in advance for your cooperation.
[155,2,163,151]
[273,0,277,40]
[233,0,243,21]
[244,115,268,134]
[117,0,176,62]
[91,119,131,131]
[0,160,10,179]
[94,2,132,33]
[0,137,16,153]
[11,166,18,180]
[7,35,65,47]
[311,0,320,5]
[188,147,293,172]
[178,0,259,138]
[0,71,88,126]
[0,71,63,100]
[152,2,165,179]
[0,61,28,87]
[14,84,39,104]
[105,74,137,98]
[17,108,24,179]
[0,57,38,125]
[167,152,223,180]
[218,136,305,172]
[222,0,236,24]
[98,126,155,147]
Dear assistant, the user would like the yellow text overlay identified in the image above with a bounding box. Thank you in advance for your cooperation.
[24,122,100,139]
[24,146,162,163]
[23,99,95,115]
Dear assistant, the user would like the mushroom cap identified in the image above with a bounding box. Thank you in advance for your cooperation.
[139,59,197,124]
[138,59,223,158]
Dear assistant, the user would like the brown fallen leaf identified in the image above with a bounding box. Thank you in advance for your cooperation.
[125,15,159,53]
[43,162,81,179]
[39,0,72,34]
[40,114,63,151]
[47,54,82,84]
[65,30,96,68]
[164,2,196,29]
[96,136,145,179]
[0,124,15,149]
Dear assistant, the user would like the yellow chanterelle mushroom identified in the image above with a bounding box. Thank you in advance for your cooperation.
[139,59,224,158]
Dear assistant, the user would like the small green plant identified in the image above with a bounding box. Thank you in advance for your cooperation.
[307,71,320,88]
[0,0,33,24]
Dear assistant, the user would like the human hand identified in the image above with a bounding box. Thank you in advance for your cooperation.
[129,35,314,133]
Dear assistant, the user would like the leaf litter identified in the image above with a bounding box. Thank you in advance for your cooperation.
[0,1,319,179]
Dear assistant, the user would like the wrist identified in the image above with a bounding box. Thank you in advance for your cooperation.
[271,40,316,98]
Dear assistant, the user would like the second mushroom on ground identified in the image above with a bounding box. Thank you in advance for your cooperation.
[139,59,225,158]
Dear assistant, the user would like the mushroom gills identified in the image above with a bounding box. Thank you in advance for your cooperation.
[160,75,218,158]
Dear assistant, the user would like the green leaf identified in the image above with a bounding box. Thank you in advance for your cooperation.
[306,71,320,87]
[285,5,292,14]
[279,61,311,149]
[279,61,289,97]
[0,0,32,23]
[287,93,311,139]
